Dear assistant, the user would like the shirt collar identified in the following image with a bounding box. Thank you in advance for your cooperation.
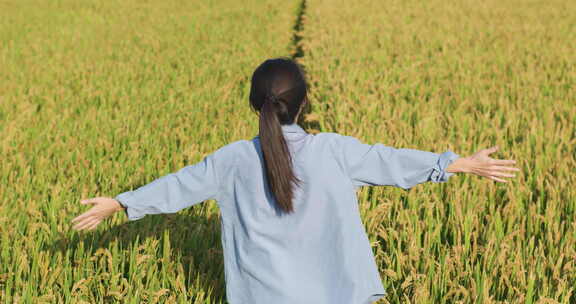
[281,122,307,134]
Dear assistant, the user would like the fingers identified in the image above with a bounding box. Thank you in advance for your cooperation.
[491,165,521,172]
[482,147,520,172]
[471,147,520,183]
[487,176,507,183]
[71,209,94,224]
[72,197,109,231]
[490,159,517,166]
[490,171,516,178]
[475,166,517,183]
[483,146,499,155]
[482,167,516,182]
[73,217,99,231]
[80,197,101,205]
[86,220,102,231]
[72,217,95,230]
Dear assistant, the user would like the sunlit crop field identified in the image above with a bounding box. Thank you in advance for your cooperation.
[1,0,574,303]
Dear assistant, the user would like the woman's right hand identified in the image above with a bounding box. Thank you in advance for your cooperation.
[71,197,125,231]
[446,146,520,183]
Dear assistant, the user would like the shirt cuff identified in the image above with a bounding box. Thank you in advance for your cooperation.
[430,150,460,183]
[114,191,147,221]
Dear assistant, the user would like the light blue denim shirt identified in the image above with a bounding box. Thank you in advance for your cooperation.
[114,122,459,304]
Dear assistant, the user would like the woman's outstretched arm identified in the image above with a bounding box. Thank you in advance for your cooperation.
[71,151,222,231]
[334,134,519,190]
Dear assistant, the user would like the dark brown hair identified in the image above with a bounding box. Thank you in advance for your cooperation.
[249,57,308,214]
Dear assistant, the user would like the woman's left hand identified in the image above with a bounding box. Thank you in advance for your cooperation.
[446,146,520,183]
[71,197,125,231]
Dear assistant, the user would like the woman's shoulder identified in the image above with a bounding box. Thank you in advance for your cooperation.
[205,140,253,173]
[310,131,353,145]
[213,139,253,156]
[313,131,342,138]
[314,131,365,145]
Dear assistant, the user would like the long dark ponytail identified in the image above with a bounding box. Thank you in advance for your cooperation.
[249,57,308,214]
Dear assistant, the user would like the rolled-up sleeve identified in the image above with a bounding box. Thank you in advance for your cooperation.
[114,152,221,221]
[336,134,460,189]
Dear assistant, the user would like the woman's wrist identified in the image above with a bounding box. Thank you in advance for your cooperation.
[114,199,127,212]
[446,157,470,174]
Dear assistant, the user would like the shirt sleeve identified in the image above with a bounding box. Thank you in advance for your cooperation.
[335,134,460,190]
[114,152,221,221]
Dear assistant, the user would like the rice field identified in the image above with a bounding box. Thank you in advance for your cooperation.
[1,0,575,303]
